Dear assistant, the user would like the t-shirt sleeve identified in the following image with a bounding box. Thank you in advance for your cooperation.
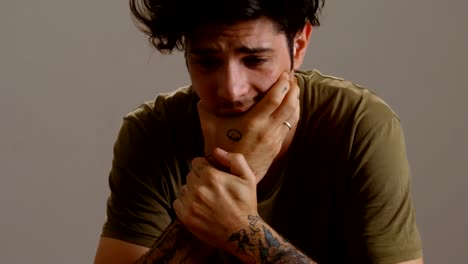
[347,98,423,263]
[100,113,177,248]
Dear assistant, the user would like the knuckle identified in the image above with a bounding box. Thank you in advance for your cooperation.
[284,101,297,113]
[282,99,298,115]
[173,199,187,221]
[187,203,197,216]
[266,94,283,107]
[231,152,241,159]
[193,187,205,200]
[173,199,181,212]
[192,158,209,175]
[191,157,204,167]
[231,152,245,163]
[203,170,220,186]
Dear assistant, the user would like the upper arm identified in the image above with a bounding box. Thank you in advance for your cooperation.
[347,97,423,262]
[100,114,180,248]
[94,237,150,264]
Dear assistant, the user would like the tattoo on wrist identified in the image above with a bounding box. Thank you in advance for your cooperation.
[228,215,312,264]
[248,215,261,235]
[226,129,242,142]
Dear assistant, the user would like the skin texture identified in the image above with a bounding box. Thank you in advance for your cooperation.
[174,17,309,254]
[187,16,309,186]
[185,17,308,115]
[197,72,300,181]
[94,16,424,264]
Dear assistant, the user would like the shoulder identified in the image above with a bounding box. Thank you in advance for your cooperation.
[296,69,400,130]
[115,85,202,160]
[124,85,198,125]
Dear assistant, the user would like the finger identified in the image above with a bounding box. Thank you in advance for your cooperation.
[247,72,290,119]
[211,148,256,183]
[191,157,210,177]
[186,169,200,191]
[191,156,229,185]
[270,75,301,127]
[173,185,189,219]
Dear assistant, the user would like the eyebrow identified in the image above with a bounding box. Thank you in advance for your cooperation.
[189,46,274,55]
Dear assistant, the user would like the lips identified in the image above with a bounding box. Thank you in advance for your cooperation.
[218,105,253,116]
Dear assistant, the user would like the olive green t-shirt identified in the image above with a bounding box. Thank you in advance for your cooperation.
[101,70,423,263]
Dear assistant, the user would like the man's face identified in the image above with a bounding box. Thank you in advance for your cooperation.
[186,17,292,116]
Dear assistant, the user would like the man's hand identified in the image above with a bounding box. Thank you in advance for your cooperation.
[172,71,300,258]
[173,149,318,263]
[173,148,258,252]
[198,72,300,182]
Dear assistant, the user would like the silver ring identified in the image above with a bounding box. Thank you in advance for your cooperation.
[283,121,292,130]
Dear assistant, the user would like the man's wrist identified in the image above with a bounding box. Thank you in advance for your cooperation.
[223,215,316,264]
[221,215,262,263]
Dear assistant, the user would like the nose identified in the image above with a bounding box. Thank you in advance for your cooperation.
[216,62,249,102]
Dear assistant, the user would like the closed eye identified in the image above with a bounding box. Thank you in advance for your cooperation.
[243,56,268,67]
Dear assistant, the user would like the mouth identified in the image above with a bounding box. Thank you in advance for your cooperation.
[218,105,254,117]
[218,108,249,117]
[216,95,263,117]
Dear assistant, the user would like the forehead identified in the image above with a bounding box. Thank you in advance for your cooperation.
[186,17,286,52]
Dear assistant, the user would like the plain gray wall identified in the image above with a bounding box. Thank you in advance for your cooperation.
[1,0,466,263]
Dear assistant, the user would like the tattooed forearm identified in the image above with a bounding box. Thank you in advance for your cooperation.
[135,219,212,264]
[227,215,317,264]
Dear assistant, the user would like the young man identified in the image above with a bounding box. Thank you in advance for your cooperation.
[94,0,424,263]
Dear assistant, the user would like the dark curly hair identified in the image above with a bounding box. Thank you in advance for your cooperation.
[129,0,325,55]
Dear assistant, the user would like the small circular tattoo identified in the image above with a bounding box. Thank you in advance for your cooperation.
[226,129,242,142]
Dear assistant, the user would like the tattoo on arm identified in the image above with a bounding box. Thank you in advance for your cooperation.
[228,215,316,264]
[135,219,212,264]
[248,215,261,235]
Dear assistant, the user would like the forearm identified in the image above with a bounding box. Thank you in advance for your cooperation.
[135,219,212,264]
[226,215,317,264]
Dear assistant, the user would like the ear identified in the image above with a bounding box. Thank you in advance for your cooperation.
[292,22,313,70]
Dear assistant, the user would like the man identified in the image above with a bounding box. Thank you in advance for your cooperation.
[94,0,424,263]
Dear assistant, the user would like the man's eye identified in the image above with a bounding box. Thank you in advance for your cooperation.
[243,56,268,66]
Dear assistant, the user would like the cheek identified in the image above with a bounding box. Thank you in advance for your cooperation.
[191,77,216,105]
[251,68,283,93]
[193,84,213,101]
[189,71,207,95]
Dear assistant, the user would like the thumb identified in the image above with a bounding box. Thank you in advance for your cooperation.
[212,148,256,182]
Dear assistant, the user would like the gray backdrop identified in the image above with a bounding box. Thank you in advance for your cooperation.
[1,0,466,263]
